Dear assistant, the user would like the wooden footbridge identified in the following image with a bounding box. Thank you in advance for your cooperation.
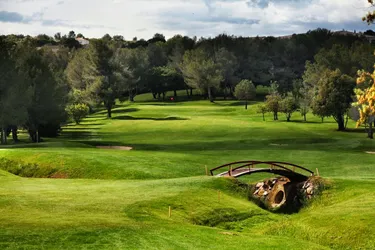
[210,161,314,181]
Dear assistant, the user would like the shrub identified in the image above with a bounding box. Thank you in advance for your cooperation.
[66,103,89,124]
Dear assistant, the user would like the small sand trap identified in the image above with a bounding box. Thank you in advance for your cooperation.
[96,146,133,150]
[365,151,375,154]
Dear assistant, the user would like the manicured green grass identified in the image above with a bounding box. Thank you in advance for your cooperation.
[0,97,375,249]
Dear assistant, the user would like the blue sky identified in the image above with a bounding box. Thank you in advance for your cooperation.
[0,0,372,39]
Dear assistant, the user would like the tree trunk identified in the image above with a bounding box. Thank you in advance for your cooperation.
[245,100,248,110]
[107,105,112,118]
[368,122,374,139]
[174,90,177,97]
[304,114,306,122]
[152,93,157,99]
[190,88,193,96]
[36,129,39,143]
[262,113,265,121]
[162,92,165,101]
[287,114,291,122]
[0,128,4,145]
[229,87,234,98]
[3,128,8,144]
[337,114,345,131]
[223,88,227,100]
[208,87,214,103]
[11,127,18,142]
[321,117,324,123]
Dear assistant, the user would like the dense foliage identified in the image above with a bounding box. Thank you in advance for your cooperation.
[1,28,375,142]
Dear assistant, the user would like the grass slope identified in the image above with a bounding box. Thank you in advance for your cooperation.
[1,96,375,249]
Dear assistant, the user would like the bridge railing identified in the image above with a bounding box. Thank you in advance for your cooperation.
[210,161,314,177]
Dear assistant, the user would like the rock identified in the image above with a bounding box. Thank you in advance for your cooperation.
[306,186,314,195]
[256,182,264,188]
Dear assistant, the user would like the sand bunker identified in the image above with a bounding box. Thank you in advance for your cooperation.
[365,151,375,154]
[96,146,133,150]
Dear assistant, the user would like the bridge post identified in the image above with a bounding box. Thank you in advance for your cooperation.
[230,166,233,176]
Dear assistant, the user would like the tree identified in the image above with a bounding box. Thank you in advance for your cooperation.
[0,38,31,144]
[215,48,238,99]
[68,30,76,39]
[311,69,355,131]
[298,85,311,122]
[256,104,267,121]
[66,39,119,118]
[16,39,67,142]
[65,49,100,107]
[363,0,375,24]
[66,104,89,124]
[355,69,375,138]
[112,47,149,102]
[291,79,303,101]
[234,80,256,109]
[280,93,298,122]
[54,32,61,41]
[181,48,223,102]
[265,93,282,121]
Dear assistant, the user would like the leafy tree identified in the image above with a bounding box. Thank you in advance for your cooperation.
[265,93,282,121]
[181,48,223,102]
[102,34,112,42]
[112,47,149,102]
[148,33,166,44]
[298,85,311,122]
[216,48,238,99]
[66,104,89,124]
[234,80,256,109]
[65,49,100,107]
[147,42,168,68]
[256,104,268,121]
[280,93,298,122]
[291,79,303,101]
[355,69,375,138]
[0,38,31,144]
[311,69,355,131]
[16,39,67,142]
[363,0,375,24]
[54,32,61,41]
[68,30,76,39]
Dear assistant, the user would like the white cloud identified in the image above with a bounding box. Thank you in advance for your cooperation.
[0,0,372,39]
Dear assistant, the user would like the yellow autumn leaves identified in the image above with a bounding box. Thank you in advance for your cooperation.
[355,69,375,126]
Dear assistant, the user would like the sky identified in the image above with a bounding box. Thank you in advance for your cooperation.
[0,0,373,39]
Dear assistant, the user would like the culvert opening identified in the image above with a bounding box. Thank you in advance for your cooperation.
[274,191,284,204]
[249,176,325,213]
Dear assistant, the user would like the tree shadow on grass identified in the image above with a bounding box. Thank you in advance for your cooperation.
[103,136,343,153]
[276,120,336,124]
[341,128,368,134]
[96,108,139,115]
[112,115,189,121]
[59,131,101,140]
